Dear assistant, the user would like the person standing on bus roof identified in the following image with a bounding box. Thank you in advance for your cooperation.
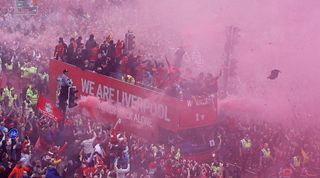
[54,38,67,61]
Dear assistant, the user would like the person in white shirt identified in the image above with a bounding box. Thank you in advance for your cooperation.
[94,143,106,158]
[114,157,130,178]
[80,131,97,163]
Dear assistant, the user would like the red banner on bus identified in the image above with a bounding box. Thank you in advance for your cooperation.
[48,60,217,140]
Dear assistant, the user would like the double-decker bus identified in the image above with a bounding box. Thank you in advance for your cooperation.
[48,60,219,161]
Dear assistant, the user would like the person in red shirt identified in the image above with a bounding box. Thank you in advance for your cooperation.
[31,0,39,6]
[94,152,105,169]
[81,165,96,177]
[89,44,100,69]
[148,160,157,175]
[115,40,124,59]
[21,136,31,154]
[279,165,293,178]
[54,38,67,61]
[8,162,30,178]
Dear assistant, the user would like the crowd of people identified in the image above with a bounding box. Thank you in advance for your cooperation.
[0,41,49,95]
[0,72,320,178]
[54,34,220,101]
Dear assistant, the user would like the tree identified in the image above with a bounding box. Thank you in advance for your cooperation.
[221,26,240,97]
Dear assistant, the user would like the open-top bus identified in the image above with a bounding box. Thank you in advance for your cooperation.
[49,60,219,161]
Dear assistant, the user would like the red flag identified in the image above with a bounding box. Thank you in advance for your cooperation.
[34,136,48,153]
[37,95,63,122]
